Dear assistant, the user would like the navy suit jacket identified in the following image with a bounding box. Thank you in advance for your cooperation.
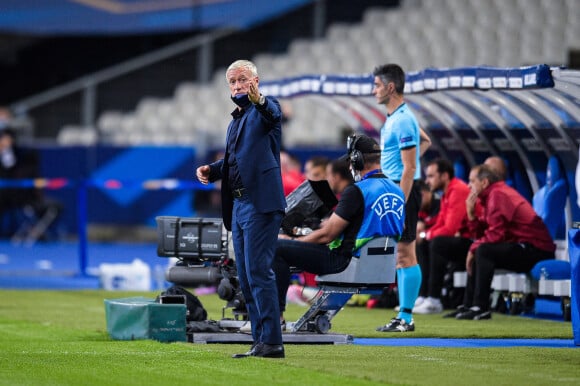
[208,96,286,230]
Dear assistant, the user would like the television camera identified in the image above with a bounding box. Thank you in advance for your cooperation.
[155,179,338,329]
[156,216,247,322]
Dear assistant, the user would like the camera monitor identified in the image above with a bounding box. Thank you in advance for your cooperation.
[156,216,227,260]
[281,179,338,236]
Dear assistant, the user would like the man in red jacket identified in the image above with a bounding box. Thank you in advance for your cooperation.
[425,159,471,240]
[414,158,471,314]
[455,164,556,320]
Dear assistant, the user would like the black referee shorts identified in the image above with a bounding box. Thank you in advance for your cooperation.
[399,180,422,243]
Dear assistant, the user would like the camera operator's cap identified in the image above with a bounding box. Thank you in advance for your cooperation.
[340,134,381,161]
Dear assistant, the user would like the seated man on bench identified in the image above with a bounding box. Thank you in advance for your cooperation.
[273,134,406,327]
[453,164,556,320]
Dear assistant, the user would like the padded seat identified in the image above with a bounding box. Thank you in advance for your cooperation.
[290,237,397,333]
[532,156,568,240]
[317,236,397,286]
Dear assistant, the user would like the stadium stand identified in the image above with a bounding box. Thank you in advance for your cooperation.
[51,0,579,148]
[2,1,579,317]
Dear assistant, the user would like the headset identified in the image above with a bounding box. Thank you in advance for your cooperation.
[347,134,365,171]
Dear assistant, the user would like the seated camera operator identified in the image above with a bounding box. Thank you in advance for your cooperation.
[273,134,406,324]
[286,157,355,305]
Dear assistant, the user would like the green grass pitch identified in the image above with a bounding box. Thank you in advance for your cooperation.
[0,289,579,386]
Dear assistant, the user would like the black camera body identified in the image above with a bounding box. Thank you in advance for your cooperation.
[155,179,337,322]
[156,216,246,319]
[281,179,338,236]
[156,216,226,260]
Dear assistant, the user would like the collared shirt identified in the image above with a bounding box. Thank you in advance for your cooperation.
[379,102,421,181]
[468,181,556,253]
[227,107,246,189]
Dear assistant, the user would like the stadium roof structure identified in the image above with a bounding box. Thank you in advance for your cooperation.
[263,65,580,197]
[0,0,312,35]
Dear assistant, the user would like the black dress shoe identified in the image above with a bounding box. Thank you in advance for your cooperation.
[232,342,261,358]
[443,305,468,318]
[253,343,285,358]
[456,308,492,320]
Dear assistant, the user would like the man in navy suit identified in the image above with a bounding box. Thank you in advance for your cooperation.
[196,60,286,358]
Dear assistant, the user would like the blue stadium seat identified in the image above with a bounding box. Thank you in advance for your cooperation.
[453,159,468,182]
[530,259,571,280]
[532,155,568,240]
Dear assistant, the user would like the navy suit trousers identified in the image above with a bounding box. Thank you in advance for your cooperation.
[232,194,283,345]
[273,239,351,313]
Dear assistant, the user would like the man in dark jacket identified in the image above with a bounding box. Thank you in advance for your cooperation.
[196,60,286,358]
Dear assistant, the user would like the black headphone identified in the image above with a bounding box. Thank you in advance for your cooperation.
[347,134,364,171]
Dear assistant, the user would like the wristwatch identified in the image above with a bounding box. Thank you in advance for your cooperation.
[257,94,266,106]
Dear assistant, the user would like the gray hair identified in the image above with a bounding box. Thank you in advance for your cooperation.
[225,60,258,80]
[473,164,501,184]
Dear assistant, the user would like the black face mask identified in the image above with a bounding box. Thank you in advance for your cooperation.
[231,94,251,108]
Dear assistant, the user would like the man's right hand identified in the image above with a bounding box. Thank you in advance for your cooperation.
[196,165,210,185]
[466,190,477,221]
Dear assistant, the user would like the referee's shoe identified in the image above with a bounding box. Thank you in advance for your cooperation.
[376,318,415,332]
